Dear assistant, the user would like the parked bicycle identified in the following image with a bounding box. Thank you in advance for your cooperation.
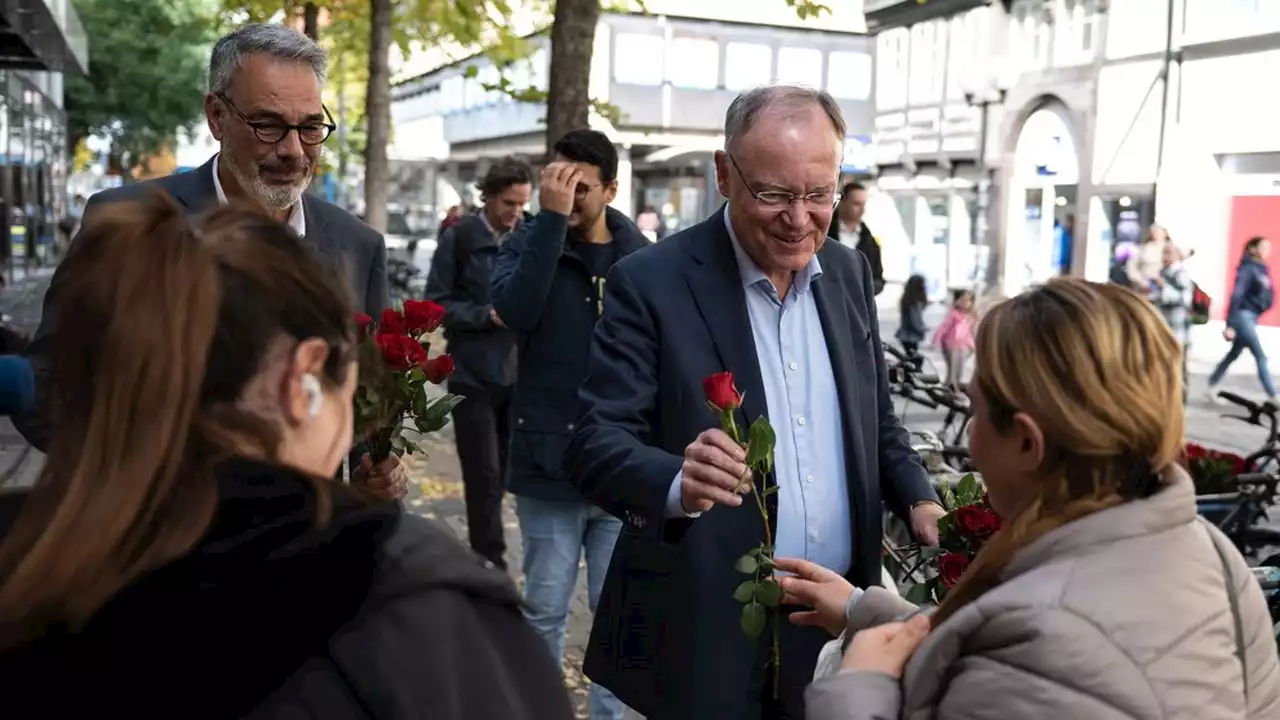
[387,257,426,306]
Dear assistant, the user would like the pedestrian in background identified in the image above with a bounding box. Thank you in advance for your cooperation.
[896,274,928,356]
[424,157,533,571]
[932,289,976,392]
[1207,235,1277,403]
[1148,241,1193,402]
[830,181,885,295]
[1126,222,1171,291]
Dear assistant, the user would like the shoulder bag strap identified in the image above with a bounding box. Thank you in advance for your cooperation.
[1202,518,1249,703]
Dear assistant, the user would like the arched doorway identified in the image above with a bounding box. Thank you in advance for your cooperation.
[1004,104,1081,294]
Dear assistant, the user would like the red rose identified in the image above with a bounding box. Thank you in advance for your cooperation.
[955,503,1001,540]
[421,354,454,384]
[376,333,427,370]
[379,308,407,336]
[937,552,970,588]
[1184,442,1206,461]
[354,312,373,339]
[403,299,446,334]
[703,371,743,412]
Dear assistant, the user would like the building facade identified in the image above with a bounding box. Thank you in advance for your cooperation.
[0,0,87,268]
[867,0,1280,325]
[389,10,875,233]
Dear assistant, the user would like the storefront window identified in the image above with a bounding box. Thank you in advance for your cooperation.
[614,33,665,86]
[667,37,719,90]
[876,28,909,111]
[724,42,772,92]
[776,46,823,88]
[908,20,947,106]
[826,51,871,100]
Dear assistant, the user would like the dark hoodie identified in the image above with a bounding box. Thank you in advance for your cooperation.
[0,458,573,719]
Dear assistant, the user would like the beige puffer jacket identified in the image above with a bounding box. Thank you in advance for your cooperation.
[807,468,1280,719]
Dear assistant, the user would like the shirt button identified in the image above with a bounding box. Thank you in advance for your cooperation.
[806,474,814,484]
[809,529,819,541]
[796,415,806,426]
[585,296,592,302]
[566,423,575,431]
[788,361,798,371]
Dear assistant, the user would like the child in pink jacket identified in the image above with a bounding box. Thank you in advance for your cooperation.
[932,289,976,391]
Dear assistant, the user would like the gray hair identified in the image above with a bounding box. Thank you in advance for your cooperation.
[208,23,327,94]
[724,86,847,150]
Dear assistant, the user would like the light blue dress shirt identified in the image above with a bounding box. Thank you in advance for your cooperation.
[666,207,852,575]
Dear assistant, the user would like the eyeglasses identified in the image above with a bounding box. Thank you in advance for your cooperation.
[575,183,602,199]
[727,154,838,210]
[216,92,337,146]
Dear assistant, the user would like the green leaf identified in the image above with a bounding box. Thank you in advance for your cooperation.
[939,481,957,511]
[763,485,778,497]
[740,601,767,638]
[734,554,758,575]
[903,582,933,605]
[754,580,783,608]
[732,581,755,603]
[745,417,776,473]
[957,473,980,504]
[415,393,463,433]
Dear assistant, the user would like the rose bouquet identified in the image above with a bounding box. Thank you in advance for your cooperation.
[1184,442,1246,495]
[901,473,1001,604]
[353,300,462,462]
[703,371,783,696]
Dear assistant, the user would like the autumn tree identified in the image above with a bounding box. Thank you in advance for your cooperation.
[66,0,216,176]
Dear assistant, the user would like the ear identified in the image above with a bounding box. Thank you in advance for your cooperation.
[603,180,618,206]
[713,150,731,199]
[282,338,331,427]
[1009,411,1046,473]
[206,93,225,142]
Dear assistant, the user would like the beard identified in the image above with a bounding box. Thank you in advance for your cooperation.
[225,153,311,212]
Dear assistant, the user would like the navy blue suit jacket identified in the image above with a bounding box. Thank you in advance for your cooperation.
[564,209,935,719]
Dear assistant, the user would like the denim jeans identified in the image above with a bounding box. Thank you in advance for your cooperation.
[515,495,626,720]
[1210,311,1278,397]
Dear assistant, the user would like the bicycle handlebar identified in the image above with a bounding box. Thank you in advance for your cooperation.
[1219,390,1270,416]
[926,387,971,414]
[902,391,938,410]
[884,345,906,362]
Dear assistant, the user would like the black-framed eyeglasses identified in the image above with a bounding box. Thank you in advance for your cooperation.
[727,153,838,210]
[216,92,336,146]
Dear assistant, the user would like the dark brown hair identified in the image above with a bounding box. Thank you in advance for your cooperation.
[0,190,358,640]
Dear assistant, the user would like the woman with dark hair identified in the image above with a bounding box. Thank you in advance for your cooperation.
[1207,236,1277,402]
[0,193,572,719]
[895,274,928,356]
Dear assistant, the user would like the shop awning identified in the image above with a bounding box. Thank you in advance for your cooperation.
[865,0,1007,33]
[0,0,88,75]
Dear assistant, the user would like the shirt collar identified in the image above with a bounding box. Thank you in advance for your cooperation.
[212,153,306,237]
[722,205,822,295]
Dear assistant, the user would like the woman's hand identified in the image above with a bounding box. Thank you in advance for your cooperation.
[841,614,931,678]
[774,557,856,637]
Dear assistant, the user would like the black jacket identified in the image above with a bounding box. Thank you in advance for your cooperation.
[424,213,518,391]
[0,459,572,719]
[490,206,650,501]
[829,217,885,295]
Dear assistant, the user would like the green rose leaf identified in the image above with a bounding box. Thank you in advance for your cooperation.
[939,481,957,511]
[957,473,980,504]
[746,417,776,474]
[754,579,783,608]
[740,601,767,638]
[732,581,756,603]
[734,554,758,575]
[903,582,933,605]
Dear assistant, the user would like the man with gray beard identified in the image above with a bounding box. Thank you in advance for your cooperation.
[21,24,400,498]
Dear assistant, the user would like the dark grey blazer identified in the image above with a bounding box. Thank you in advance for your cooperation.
[17,155,389,451]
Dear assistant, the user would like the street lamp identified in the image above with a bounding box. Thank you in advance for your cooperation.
[962,64,1018,295]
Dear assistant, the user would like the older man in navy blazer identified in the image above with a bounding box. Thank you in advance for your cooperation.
[564,86,944,719]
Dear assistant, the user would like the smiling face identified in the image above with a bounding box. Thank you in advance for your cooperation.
[206,53,325,213]
[715,104,842,294]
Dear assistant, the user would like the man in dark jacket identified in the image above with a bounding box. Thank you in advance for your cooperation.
[830,180,885,294]
[490,129,650,720]
[425,157,533,570]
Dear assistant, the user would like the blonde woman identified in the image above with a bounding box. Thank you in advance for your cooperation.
[778,279,1280,719]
